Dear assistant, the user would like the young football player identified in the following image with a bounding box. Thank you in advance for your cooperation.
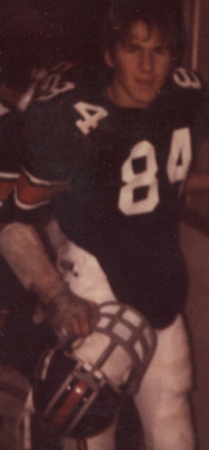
[1,0,209,449]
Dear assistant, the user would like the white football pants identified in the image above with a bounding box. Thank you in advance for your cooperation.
[47,221,195,450]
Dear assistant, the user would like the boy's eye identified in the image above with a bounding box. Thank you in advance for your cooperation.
[127,45,140,54]
[154,46,167,55]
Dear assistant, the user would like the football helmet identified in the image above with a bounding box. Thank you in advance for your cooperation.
[23,302,156,443]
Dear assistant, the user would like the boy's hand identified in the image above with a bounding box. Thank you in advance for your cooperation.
[45,292,100,340]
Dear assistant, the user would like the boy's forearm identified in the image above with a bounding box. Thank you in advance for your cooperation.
[0,222,99,338]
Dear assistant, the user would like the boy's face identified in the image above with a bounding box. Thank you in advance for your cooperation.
[105,20,173,108]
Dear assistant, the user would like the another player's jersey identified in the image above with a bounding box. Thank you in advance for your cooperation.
[14,68,209,327]
[0,62,78,224]
[0,111,22,221]
[0,62,79,309]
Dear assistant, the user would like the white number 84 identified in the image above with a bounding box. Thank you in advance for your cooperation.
[118,128,192,215]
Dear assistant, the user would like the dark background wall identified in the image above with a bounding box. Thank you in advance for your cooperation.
[0,0,183,89]
[197,0,209,83]
[0,0,106,89]
[183,0,209,84]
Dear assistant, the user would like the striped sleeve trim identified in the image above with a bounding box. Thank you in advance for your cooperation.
[14,185,50,210]
[0,172,19,181]
[14,170,68,210]
[22,167,67,188]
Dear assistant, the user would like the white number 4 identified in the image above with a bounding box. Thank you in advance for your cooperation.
[74,102,108,135]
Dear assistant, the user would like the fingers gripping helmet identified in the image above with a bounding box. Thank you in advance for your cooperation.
[23,303,156,443]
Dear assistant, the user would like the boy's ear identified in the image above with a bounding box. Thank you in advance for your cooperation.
[104,50,115,68]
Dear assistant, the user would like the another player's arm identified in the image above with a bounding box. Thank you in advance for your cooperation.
[0,220,99,340]
[0,169,99,340]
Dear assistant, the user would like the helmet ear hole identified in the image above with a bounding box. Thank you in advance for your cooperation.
[70,382,123,439]
[34,348,78,414]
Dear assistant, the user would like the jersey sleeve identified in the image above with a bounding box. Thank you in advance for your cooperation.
[6,93,77,224]
[0,111,22,222]
[0,63,78,224]
[192,95,209,164]
[172,67,209,163]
